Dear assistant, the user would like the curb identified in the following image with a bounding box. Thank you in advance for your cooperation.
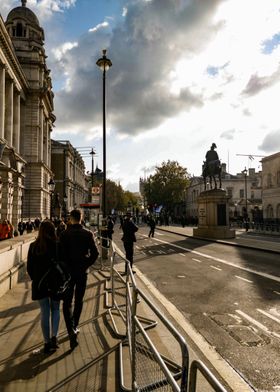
[157,227,280,255]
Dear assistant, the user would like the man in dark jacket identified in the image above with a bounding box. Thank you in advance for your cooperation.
[121,212,138,273]
[60,209,99,349]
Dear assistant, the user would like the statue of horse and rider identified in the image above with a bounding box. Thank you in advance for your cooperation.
[202,143,222,190]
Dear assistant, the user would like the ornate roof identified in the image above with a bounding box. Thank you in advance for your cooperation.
[6,2,40,27]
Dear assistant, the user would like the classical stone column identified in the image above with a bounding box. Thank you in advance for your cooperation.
[0,65,5,140]
[39,105,44,161]
[5,79,14,146]
[13,90,21,153]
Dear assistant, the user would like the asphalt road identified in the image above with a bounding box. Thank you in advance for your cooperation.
[114,224,280,392]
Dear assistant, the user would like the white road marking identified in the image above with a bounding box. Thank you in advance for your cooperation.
[273,291,280,296]
[192,258,202,263]
[179,253,185,257]
[210,265,222,271]
[236,310,280,339]
[257,309,280,325]
[235,275,253,283]
[152,237,280,284]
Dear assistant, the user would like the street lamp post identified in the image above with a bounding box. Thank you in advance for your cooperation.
[96,49,112,218]
[242,167,248,231]
[48,178,55,220]
[90,148,96,190]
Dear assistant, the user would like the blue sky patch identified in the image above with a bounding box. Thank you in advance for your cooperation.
[262,32,280,54]
[207,65,219,76]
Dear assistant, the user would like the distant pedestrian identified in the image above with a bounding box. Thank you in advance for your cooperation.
[121,212,138,273]
[148,216,156,238]
[60,209,99,350]
[18,220,26,235]
[26,220,34,233]
[56,220,66,238]
[0,220,10,240]
[27,220,60,354]
[107,216,114,241]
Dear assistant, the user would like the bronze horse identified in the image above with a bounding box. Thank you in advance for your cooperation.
[202,160,222,190]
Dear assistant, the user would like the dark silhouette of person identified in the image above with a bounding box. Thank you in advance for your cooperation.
[60,209,99,350]
[121,212,138,273]
[148,216,156,237]
[205,143,219,167]
[107,216,114,241]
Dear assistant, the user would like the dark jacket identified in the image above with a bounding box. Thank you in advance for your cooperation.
[59,224,99,275]
[27,240,56,300]
[121,218,138,243]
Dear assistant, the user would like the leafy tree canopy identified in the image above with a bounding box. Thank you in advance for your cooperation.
[144,160,190,209]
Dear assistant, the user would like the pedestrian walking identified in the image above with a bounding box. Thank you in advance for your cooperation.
[18,220,26,235]
[107,216,114,241]
[148,216,156,237]
[27,220,60,354]
[60,209,99,350]
[121,212,138,273]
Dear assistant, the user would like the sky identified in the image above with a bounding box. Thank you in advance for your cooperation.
[2,0,280,191]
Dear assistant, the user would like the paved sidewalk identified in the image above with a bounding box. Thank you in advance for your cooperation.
[157,225,280,254]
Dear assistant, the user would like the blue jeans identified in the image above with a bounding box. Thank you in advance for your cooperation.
[38,297,60,343]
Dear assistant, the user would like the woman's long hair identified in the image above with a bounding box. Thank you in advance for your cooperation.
[34,220,56,255]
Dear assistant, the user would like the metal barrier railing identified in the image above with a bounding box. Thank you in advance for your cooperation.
[188,361,228,392]
[96,238,229,392]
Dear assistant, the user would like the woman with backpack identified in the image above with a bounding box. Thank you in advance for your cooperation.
[27,220,61,354]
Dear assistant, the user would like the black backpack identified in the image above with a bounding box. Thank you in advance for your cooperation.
[38,244,71,299]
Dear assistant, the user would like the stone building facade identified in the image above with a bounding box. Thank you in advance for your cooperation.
[261,152,280,222]
[0,1,55,223]
[51,140,88,217]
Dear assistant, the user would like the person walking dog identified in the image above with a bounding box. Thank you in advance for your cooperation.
[60,209,99,350]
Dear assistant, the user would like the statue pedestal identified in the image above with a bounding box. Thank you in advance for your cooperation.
[193,189,235,239]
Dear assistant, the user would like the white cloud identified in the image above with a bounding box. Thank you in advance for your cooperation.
[89,21,109,33]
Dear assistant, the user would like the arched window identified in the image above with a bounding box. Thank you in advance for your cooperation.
[266,204,273,219]
[15,23,26,37]
[16,23,23,37]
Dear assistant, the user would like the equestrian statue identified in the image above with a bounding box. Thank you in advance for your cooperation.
[202,143,222,190]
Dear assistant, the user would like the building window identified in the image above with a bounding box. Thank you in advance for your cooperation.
[240,189,244,198]
[277,204,280,219]
[267,173,272,188]
[266,204,273,219]
[15,23,26,37]
[227,188,233,198]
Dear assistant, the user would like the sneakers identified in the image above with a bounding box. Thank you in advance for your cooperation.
[44,337,59,354]
[69,332,79,350]
[74,327,80,335]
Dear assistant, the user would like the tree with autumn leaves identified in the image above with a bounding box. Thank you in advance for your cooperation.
[144,160,190,211]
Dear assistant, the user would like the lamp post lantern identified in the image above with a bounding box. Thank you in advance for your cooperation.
[48,178,55,219]
[96,49,112,218]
